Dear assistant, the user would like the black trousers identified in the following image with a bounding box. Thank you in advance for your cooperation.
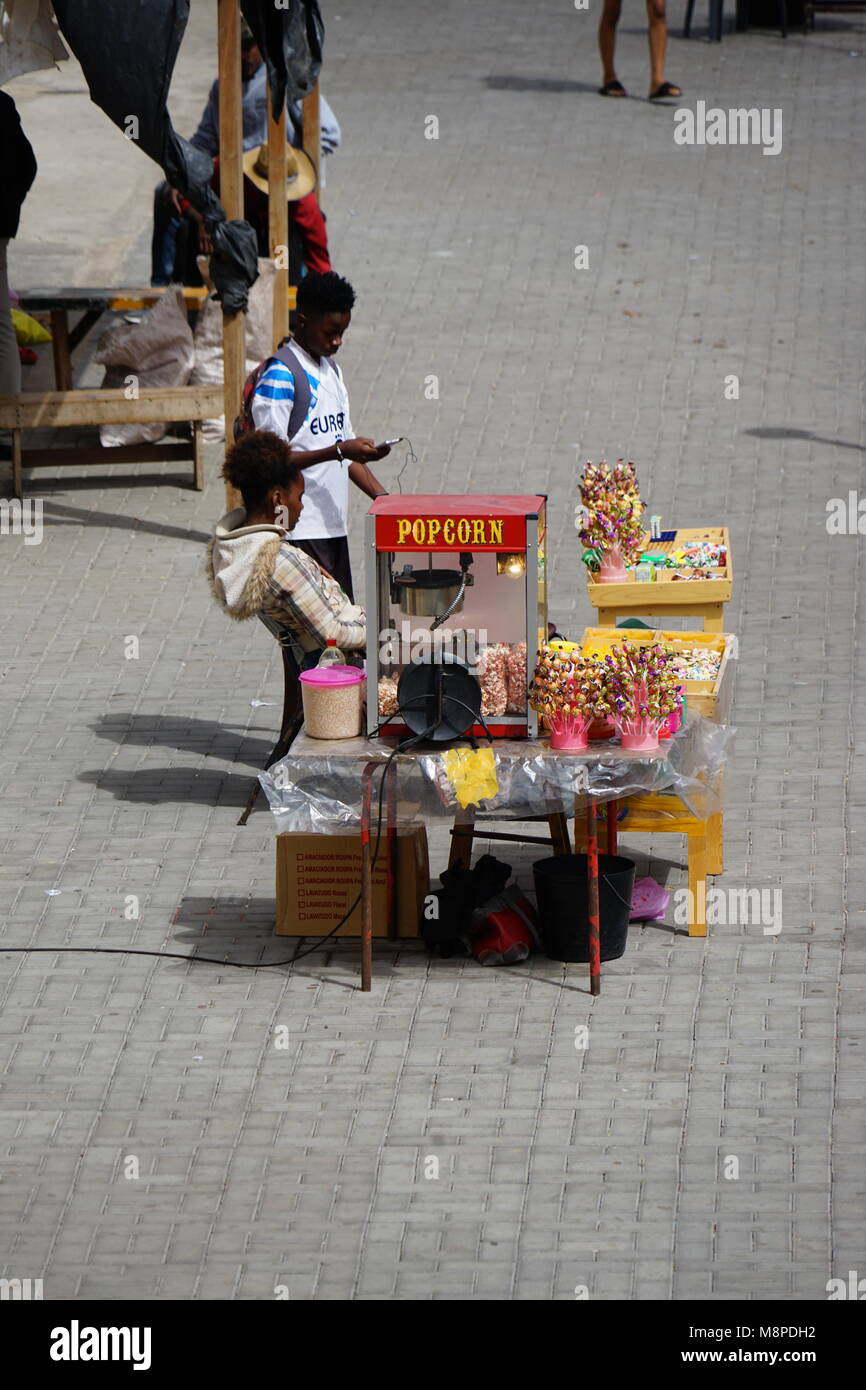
[288,535,354,602]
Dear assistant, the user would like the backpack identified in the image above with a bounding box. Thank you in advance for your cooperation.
[233,343,320,443]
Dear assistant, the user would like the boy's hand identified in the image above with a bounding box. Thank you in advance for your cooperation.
[340,437,386,463]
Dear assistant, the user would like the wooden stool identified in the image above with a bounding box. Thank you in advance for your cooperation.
[448,808,571,869]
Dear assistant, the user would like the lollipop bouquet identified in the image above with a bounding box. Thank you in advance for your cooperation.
[601,643,681,751]
[576,460,646,581]
[530,644,611,751]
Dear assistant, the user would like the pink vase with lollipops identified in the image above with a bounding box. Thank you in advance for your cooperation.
[548,713,591,751]
[597,546,628,584]
[616,717,662,752]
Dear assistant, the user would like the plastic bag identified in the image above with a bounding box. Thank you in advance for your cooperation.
[94,286,194,447]
[190,258,278,441]
[11,309,51,345]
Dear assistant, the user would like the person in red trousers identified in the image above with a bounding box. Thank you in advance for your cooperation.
[150,21,336,282]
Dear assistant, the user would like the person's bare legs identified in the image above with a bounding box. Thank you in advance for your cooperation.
[598,0,625,92]
[646,0,681,95]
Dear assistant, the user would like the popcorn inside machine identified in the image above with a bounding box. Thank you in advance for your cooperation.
[365,495,548,741]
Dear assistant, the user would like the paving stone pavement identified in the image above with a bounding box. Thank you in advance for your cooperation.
[1,2,864,1300]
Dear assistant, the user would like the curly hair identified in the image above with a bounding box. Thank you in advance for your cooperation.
[296,270,356,317]
[222,430,299,509]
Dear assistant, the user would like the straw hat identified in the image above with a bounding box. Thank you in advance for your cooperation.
[243,142,317,201]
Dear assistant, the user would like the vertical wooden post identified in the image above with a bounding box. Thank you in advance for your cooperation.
[302,82,321,205]
[586,799,601,996]
[267,80,289,349]
[50,310,72,391]
[218,0,245,510]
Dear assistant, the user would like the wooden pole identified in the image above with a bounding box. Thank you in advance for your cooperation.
[218,0,245,511]
[302,82,321,205]
[267,79,289,348]
[586,800,601,996]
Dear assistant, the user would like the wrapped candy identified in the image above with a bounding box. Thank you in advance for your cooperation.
[666,540,726,570]
[667,646,722,682]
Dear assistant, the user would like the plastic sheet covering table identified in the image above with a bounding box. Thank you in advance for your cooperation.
[260,713,733,993]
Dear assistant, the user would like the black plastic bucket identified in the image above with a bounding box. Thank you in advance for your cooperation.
[532,853,636,962]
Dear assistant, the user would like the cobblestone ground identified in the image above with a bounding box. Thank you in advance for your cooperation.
[1,3,864,1300]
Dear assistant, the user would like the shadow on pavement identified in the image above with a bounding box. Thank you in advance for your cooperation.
[89,713,273,763]
[745,426,865,453]
[39,498,211,541]
[78,765,258,807]
[484,75,600,93]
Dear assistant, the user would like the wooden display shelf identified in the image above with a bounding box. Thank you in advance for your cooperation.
[586,526,732,631]
[581,626,735,721]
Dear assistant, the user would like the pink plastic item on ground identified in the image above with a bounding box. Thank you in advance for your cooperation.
[629,876,671,922]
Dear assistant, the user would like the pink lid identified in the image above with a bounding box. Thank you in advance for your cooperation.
[299,664,365,688]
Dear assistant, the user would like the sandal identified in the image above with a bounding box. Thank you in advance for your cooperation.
[599,80,627,97]
[649,82,682,100]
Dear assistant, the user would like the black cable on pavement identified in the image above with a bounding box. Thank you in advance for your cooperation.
[0,730,431,972]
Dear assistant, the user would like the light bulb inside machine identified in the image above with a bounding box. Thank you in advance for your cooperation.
[496,552,526,577]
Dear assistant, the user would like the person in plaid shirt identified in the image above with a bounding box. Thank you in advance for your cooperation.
[207,431,366,657]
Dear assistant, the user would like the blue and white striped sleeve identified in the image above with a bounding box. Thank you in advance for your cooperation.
[250,362,295,438]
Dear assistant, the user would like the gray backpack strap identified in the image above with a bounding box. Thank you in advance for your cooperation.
[272,344,312,440]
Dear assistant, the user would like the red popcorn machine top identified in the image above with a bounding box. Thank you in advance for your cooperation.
[365,494,548,740]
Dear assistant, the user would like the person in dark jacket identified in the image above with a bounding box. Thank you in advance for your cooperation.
[0,92,38,396]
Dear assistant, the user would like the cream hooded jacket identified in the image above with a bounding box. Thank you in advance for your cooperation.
[206,510,366,652]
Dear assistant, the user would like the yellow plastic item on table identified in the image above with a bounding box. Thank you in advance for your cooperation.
[11,309,52,345]
[441,746,499,809]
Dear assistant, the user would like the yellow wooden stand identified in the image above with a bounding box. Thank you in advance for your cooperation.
[587,527,732,632]
[577,784,724,938]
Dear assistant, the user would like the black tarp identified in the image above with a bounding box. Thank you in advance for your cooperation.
[241,0,324,120]
[49,1,326,313]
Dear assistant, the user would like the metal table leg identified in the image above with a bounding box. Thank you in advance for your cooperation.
[386,759,398,939]
[586,800,601,997]
[360,763,375,991]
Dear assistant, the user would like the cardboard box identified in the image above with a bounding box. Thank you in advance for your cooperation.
[275,827,429,938]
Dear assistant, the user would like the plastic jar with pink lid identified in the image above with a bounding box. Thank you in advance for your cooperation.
[299,665,365,739]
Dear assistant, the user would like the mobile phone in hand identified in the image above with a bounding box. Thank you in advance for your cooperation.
[375,437,403,450]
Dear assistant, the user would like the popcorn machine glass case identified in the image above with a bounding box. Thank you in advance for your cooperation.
[365,495,548,739]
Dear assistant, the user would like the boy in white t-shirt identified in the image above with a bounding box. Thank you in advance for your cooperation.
[250,271,389,599]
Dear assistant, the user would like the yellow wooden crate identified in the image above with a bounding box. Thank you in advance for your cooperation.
[580,626,735,720]
[586,526,732,631]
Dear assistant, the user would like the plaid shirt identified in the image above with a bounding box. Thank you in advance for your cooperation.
[261,542,366,652]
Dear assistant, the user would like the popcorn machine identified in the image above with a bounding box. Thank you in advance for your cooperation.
[365,495,548,740]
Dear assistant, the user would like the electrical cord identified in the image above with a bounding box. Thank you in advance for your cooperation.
[3,676,481,972]
[394,437,417,493]
[0,730,433,972]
